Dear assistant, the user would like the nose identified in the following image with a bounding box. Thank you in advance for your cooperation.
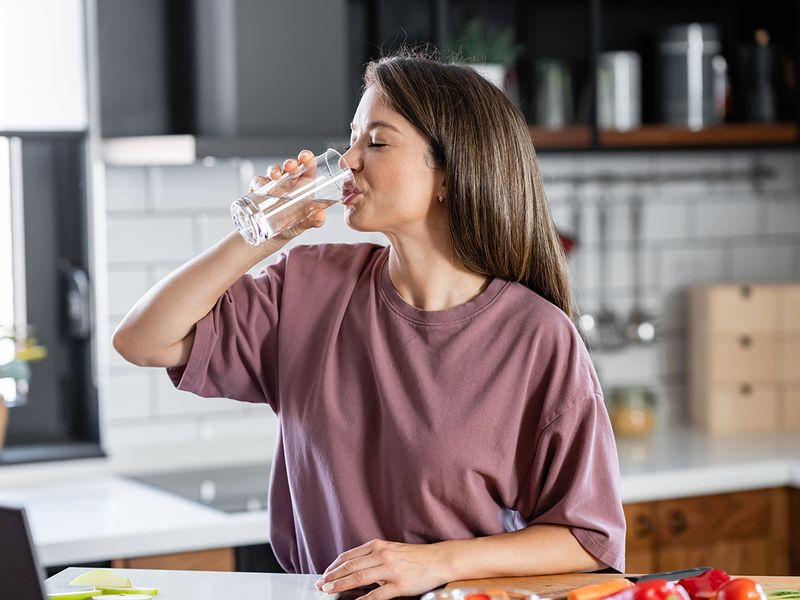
[341,144,362,172]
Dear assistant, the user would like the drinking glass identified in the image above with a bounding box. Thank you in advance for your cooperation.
[231,148,353,245]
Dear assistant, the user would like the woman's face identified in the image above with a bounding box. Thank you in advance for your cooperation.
[341,87,446,238]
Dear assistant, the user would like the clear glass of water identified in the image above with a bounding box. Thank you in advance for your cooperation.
[231,148,353,245]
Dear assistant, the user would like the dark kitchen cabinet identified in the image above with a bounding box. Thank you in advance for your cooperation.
[624,487,792,576]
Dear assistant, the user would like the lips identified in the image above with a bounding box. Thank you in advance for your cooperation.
[341,180,362,204]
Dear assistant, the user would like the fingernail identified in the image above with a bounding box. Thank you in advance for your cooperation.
[299,150,313,160]
[314,578,323,587]
[322,582,334,592]
[286,159,296,168]
[271,169,281,177]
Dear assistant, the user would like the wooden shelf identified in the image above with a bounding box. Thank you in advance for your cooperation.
[528,126,592,150]
[600,122,798,148]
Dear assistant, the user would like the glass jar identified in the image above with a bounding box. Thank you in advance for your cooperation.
[608,386,656,437]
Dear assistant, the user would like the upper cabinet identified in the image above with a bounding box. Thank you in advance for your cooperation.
[0,0,88,132]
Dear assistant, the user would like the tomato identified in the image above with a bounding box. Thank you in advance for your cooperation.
[714,579,767,600]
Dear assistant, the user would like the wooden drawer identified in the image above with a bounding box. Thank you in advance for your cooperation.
[782,386,800,433]
[112,547,235,572]
[704,285,781,334]
[781,286,800,333]
[623,502,657,573]
[780,338,800,383]
[657,490,772,546]
[707,383,780,434]
[707,336,779,383]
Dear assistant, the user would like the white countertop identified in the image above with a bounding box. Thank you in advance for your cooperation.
[2,427,800,568]
[46,567,335,600]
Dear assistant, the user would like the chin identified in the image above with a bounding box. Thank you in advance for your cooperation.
[344,209,379,233]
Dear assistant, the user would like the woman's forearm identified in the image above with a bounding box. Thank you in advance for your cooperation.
[440,524,605,582]
[112,231,286,367]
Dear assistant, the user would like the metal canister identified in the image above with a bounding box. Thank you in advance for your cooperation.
[597,51,641,131]
[658,23,726,130]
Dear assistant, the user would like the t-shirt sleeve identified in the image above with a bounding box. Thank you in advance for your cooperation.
[165,253,287,412]
[517,392,626,572]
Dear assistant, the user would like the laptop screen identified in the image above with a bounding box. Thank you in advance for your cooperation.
[0,505,47,600]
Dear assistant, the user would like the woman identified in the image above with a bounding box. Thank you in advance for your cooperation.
[113,50,625,600]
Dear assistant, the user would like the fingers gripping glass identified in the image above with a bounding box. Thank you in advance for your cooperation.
[231,148,353,245]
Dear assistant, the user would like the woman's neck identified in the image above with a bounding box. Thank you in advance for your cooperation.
[386,234,491,311]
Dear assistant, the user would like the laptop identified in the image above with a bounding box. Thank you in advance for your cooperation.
[0,504,49,600]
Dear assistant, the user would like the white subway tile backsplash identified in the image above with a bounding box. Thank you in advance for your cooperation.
[104,420,200,449]
[197,411,278,445]
[155,374,241,417]
[641,201,691,242]
[152,161,241,211]
[195,213,236,252]
[758,151,798,193]
[105,166,148,211]
[107,268,149,317]
[766,198,800,235]
[696,198,760,238]
[105,372,153,421]
[658,245,728,289]
[732,243,796,281]
[106,215,194,263]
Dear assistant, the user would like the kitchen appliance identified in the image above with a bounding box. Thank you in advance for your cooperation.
[97,0,349,164]
[130,463,270,514]
[597,51,641,131]
[657,23,726,130]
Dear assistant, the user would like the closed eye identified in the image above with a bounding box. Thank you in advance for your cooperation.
[344,142,387,151]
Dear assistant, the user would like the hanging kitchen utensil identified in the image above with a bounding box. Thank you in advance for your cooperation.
[594,194,626,351]
[624,192,658,344]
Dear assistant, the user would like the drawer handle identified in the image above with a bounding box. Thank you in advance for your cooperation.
[740,285,752,299]
[740,383,753,396]
[635,514,653,539]
[739,335,752,348]
[668,509,688,536]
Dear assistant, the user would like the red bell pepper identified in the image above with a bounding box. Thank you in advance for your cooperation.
[603,580,692,600]
[678,569,732,600]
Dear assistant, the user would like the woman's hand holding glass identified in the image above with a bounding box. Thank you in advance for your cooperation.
[244,149,327,243]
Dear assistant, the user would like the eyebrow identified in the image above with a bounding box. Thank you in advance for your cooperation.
[349,120,402,134]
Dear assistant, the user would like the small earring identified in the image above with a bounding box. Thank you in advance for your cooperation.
[438,195,444,203]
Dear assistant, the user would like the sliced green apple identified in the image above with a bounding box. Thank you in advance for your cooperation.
[69,570,132,589]
[47,590,99,600]
[98,587,159,595]
[92,595,152,600]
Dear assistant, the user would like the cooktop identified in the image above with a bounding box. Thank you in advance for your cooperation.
[129,463,270,514]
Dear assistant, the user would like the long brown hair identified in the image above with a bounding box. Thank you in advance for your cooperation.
[363,49,574,318]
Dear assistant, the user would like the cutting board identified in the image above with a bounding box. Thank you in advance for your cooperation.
[445,573,800,597]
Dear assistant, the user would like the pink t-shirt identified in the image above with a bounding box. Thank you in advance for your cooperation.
[168,243,626,574]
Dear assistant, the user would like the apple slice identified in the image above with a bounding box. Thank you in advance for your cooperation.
[97,586,159,595]
[92,595,152,600]
[69,570,132,589]
[47,591,98,600]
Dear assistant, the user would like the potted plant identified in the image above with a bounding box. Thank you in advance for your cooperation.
[0,327,47,449]
[447,18,524,90]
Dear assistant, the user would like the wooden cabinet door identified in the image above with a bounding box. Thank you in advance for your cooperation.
[655,488,789,575]
[623,502,658,574]
[112,547,235,572]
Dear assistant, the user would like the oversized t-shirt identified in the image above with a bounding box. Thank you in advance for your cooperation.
[167,243,626,574]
